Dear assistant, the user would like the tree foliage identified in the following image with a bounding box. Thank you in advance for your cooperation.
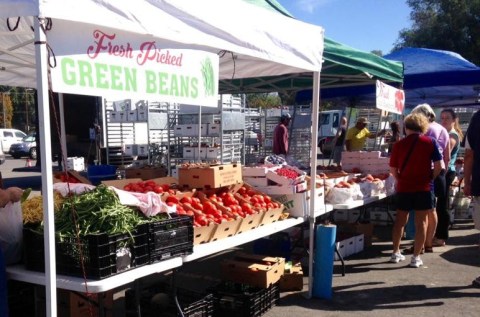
[394,0,480,65]
[245,93,281,108]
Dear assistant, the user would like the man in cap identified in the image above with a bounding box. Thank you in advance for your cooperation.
[345,117,386,151]
[273,113,291,155]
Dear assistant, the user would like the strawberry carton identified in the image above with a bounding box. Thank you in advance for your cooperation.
[266,165,306,186]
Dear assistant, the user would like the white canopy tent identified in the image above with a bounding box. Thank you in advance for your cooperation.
[1,1,324,315]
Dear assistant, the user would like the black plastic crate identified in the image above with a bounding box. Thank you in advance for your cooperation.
[125,285,213,317]
[23,225,149,280]
[177,289,214,317]
[147,214,194,263]
[209,282,279,317]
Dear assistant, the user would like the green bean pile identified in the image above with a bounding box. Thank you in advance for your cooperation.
[55,185,147,237]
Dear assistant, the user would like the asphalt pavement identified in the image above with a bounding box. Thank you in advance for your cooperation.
[0,156,58,191]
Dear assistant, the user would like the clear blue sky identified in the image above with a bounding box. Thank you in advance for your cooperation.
[277,0,412,55]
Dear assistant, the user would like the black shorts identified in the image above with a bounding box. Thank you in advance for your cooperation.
[394,191,436,211]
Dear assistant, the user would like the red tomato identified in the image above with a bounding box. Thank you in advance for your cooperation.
[241,203,253,215]
[180,196,193,204]
[166,196,179,204]
[161,184,170,191]
[153,186,164,194]
[238,186,247,195]
[145,180,156,187]
[192,201,204,211]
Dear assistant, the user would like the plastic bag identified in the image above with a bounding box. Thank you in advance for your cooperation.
[0,202,23,265]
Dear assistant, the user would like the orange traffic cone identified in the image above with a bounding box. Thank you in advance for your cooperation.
[25,158,32,167]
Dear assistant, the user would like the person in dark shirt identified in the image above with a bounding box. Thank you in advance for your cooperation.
[332,116,347,167]
[463,109,480,287]
[272,113,291,155]
[387,121,401,155]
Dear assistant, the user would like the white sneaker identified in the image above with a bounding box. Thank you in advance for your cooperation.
[389,252,406,263]
[409,256,423,268]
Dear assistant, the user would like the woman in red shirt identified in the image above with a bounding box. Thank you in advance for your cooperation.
[389,113,443,268]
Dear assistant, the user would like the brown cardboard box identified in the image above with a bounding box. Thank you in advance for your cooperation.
[279,263,304,292]
[193,222,217,245]
[58,290,114,317]
[178,163,242,189]
[125,166,168,180]
[209,217,242,242]
[53,171,91,184]
[101,178,143,189]
[221,252,285,288]
[338,222,374,247]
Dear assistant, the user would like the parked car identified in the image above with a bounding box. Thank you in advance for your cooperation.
[0,128,27,153]
[9,133,37,159]
[0,146,5,165]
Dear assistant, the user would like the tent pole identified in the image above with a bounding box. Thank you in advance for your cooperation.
[34,17,57,317]
[307,71,321,299]
[59,93,68,163]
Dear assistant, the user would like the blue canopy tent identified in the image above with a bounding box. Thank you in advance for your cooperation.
[296,47,480,108]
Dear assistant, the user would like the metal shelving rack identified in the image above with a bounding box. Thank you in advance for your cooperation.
[103,99,135,167]
[167,95,246,175]
[244,108,262,165]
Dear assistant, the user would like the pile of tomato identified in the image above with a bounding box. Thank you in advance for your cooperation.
[163,185,282,228]
[123,180,175,194]
[275,167,300,180]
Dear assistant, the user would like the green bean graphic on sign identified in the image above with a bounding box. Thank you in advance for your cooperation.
[201,57,215,96]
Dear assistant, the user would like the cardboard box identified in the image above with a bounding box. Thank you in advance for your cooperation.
[137,110,148,121]
[124,144,137,156]
[354,234,365,254]
[334,239,347,261]
[266,166,306,186]
[236,212,263,235]
[345,236,356,257]
[207,123,221,136]
[57,289,114,317]
[221,252,285,288]
[209,217,242,242]
[270,186,324,218]
[333,210,349,222]
[243,176,269,187]
[53,171,91,184]
[178,163,242,189]
[127,109,138,122]
[101,178,143,189]
[66,157,85,172]
[258,206,284,226]
[183,147,207,160]
[279,263,304,292]
[338,222,374,247]
[205,147,221,160]
[125,167,168,180]
[109,111,126,123]
[193,223,217,245]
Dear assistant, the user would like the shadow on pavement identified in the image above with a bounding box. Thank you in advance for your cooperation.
[279,283,479,312]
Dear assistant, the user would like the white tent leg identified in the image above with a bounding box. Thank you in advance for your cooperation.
[34,17,57,317]
[307,71,321,299]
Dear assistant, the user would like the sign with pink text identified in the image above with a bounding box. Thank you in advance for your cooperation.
[49,23,219,107]
[375,80,405,115]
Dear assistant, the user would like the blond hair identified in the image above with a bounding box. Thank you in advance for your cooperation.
[404,113,429,133]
